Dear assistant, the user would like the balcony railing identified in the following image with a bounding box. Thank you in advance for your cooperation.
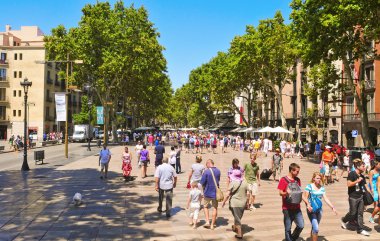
[343,113,380,121]
[0,59,9,65]
[0,116,9,122]
[365,79,376,90]
[0,96,10,104]
[0,77,9,86]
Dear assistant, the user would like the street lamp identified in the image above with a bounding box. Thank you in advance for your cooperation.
[20,77,32,171]
[84,82,92,151]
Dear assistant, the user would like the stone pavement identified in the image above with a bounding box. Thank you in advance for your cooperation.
[0,145,380,240]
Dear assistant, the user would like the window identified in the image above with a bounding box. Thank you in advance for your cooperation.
[13,110,16,116]
[14,71,17,78]
[18,71,22,78]
[18,110,21,117]
[13,90,16,97]
[0,88,5,101]
[19,53,22,60]
[0,106,5,120]
[365,66,374,81]
[332,118,337,126]
[45,107,50,118]
[18,90,21,97]
[366,94,375,113]
[13,41,16,46]
[346,96,354,115]
[14,53,17,60]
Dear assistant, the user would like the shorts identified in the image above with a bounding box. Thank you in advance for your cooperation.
[324,164,330,176]
[189,202,201,220]
[204,198,218,209]
[139,160,148,167]
[100,162,109,170]
[247,183,258,195]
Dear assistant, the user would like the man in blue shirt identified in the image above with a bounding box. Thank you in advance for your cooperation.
[154,141,165,167]
[200,159,221,229]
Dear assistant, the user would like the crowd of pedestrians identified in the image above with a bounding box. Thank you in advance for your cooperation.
[96,129,380,239]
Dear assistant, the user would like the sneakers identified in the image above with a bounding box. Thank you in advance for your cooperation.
[341,219,348,229]
[358,230,370,236]
[369,217,375,224]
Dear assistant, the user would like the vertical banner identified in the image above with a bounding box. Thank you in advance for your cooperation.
[97,106,104,125]
[55,93,66,121]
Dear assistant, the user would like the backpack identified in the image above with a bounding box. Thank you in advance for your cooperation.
[284,176,302,204]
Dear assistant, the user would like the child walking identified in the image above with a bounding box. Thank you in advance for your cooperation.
[186,182,202,229]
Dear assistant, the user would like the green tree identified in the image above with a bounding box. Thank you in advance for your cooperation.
[44,1,171,143]
[256,11,298,127]
[290,0,380,146]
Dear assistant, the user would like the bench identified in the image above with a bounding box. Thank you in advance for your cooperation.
[41,140,58,146]
[0,146,4,151]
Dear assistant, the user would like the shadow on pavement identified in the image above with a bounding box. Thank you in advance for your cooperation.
[0,168,169,240]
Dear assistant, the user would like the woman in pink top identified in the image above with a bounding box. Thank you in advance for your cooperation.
[148,134,154,149]
[122,146,133,181]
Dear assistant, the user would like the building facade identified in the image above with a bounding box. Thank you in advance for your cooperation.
[0,25,81,141]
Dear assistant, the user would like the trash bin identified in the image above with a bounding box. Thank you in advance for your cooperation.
[34,150,45,164]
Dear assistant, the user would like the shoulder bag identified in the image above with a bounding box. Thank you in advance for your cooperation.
[210,168,224,202]
[308,184,322,213]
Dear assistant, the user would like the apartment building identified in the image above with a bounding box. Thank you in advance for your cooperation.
[234,59,343,144]
[342,41,380,147]
[0,25,81,141]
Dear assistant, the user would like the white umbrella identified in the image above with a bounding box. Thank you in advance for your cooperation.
[257,126,274,133]
[272,126,293,134]
[243,127,254,133]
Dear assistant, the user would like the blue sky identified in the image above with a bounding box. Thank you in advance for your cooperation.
[0,0,292,89]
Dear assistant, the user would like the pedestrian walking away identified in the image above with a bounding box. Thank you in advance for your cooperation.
[175,145,182,174]
[278,163,305,241]
[188,155,205,189]
[139,145,150,178]
[200,159,221,229]
[341,159,371,236]
[155,157,177,218]
[99,144,111,179]
[244,154,260,211]
[303,172,338,241]
[186,181,202,229]
[222,168,248,239]
[154,141,165,167]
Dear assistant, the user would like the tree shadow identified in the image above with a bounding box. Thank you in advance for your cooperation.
[0,167,171,240]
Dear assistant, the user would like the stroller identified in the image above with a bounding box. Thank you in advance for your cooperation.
[122,158,132,181]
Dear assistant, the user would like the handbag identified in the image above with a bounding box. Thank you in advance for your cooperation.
[363,189,374,206]
[308,191,322,213]
[209,168,224,202]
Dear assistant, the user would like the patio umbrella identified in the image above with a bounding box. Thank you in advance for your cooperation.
[272,126,293,134]
[257,126,274,133]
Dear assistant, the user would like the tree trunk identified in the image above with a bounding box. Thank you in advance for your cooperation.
[273,87,286,127]
[343,57,370,147]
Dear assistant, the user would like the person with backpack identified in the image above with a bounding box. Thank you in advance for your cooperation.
[99,144,112,179]
[277,163,306,241]
[303,172,338,241]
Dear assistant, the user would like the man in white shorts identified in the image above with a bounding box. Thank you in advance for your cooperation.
[99,144,111,179]
[244,154,261,210]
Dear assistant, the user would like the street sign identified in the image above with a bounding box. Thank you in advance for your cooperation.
[96,106,104,125]
[351,130,358,138]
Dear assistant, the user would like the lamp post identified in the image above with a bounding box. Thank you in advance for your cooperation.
[84,83,92,151]
[20,77,32,171]
[35,56,83,158]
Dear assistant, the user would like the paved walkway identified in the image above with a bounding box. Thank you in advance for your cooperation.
[0,145,380,240]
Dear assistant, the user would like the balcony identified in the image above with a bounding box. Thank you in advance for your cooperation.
[365,79,376,90]
[0,96,10,105]
[343,113,380,121]
[0,77,10,87]
[0,59,9,66]
[0,116,9,122]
